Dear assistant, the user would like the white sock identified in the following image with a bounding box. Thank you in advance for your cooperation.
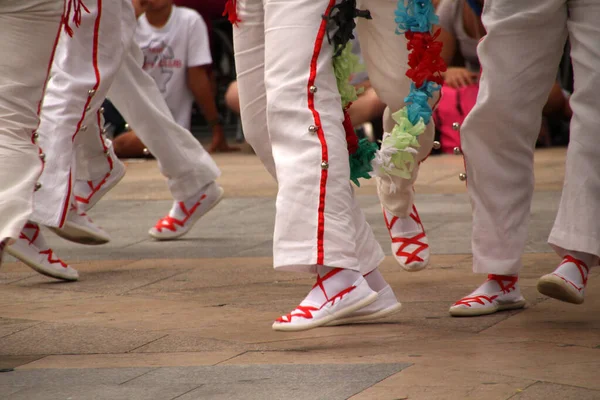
[473,274,519,296]
[169,182,214,219]
[302,266,362,306]
[385,208,420,235]
[364,268,388,292]
[564,251,597,268]
[555,251,595,287]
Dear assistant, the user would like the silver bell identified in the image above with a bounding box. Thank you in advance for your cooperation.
[432,141,441,150]
[452,122,460,131]
[321,161,329,169]
[309,85,318,93]
[308,125,318,134]
[458,173,467,181]
[453,147,462,155]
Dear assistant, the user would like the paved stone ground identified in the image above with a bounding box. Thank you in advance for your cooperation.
[1,147,599,400]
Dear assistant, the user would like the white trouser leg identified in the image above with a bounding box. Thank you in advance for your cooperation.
[233,0,274,179]
[358,0,436,217]
[104,42,220,200]
[462,0,567,275]
[549,0,600,260]
[0,0,63,241]
[32,0,134,227]
[235,0,384,273]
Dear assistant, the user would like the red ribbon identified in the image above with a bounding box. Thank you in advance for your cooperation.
[223,0,241,25]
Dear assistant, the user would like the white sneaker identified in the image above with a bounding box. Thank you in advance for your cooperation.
[50,203,111,245]
[537,255,590,305]
[383,205,430,272]
[149,182,224,240]
[272,276,378,332]
[449,275,526,317]
[74,157,126,212]
[324,285,402,326]
[7,222,79,281]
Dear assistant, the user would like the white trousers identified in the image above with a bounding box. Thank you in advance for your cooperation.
[33,0,220,228]
[462,0,600,275]
[33,0,134,227]
[234,0,428,272]
[0,0,63,241]
[101,42,220,201]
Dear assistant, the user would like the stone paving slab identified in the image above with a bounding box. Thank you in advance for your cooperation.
[1,363,409,400]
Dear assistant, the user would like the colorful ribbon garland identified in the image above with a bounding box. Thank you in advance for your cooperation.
[369,0,446,188]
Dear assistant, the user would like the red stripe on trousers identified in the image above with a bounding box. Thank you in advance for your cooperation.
[308,0,336,265]
[60,0,103,227]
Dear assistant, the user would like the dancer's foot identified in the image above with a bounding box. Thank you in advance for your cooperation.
[74,157,126,212]
[7,222,78,281]
[149,181,224,240]
[449,274,526,317]
[324,268,401,326]
[537,255,591,305]
[383,205,430,272]
[272,267,378,332]
[325,285,401,326]
[50,203,111,245]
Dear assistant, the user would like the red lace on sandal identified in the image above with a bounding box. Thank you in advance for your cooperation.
[553,255,589,292]
[75,173,110,207]
[20,223,41,245]
[276,268,357,323]
[384,205,428,265]
[153,195,206,233]
[19,223,68,269]
[453,275,518,307]
[39,249,69,269]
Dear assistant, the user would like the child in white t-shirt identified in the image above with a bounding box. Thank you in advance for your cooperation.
[134,0,237,152]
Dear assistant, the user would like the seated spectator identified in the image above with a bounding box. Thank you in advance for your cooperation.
[434,0,572,153]
[117,0,237,156]
[225,37,387,142]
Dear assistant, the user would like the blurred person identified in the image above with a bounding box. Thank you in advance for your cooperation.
[135,0,237,152]
[8,0,138,282]
[8,0,225,281]
[0,0,64,273]
[433,0,572,154]
[449,0,600,316]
